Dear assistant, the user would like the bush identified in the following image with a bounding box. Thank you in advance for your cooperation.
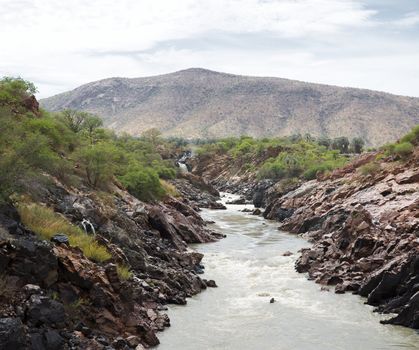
[331,137,350,153]
[118,163,165,201]
[76,143,123,188]
[17,203,111,262]
[258,160,286,179]
[0,77,37,111]
[160,180,180,197]
[303,163,331,180]
[152,160,176,180]
[359,162,381,176]
[350,137,365,154]
[400,125,419,145]
[393,142,414,158]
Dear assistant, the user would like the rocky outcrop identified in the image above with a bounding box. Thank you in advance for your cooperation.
[264,150,419,329]
[169,173,226,210]
[188,152,270,201]
[0,175,222,348]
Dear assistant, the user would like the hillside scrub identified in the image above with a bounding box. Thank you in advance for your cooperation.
[197,135,349,181]
[359,162,381,176]
[0,77,182,203]
[381,126,419,160]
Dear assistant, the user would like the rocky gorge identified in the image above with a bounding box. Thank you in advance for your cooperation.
[263,151,419,329]
[0,173,224,349]
[1,138,418,349]
[1,83,418,349]
[188,141,419,331]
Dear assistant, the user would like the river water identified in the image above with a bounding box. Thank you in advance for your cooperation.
[158,194,419,350]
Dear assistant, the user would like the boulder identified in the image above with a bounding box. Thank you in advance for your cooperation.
[5,239,58,287]
[27,295,66,327]
[274,208,294,222]
[44,330,65,350]
[0,318,27,350]
[204,279,217,288]
[51,234,69,245]
[226,197,246,205]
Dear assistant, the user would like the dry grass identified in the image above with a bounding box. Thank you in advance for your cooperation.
[116,264,133,281]
[17,203,111,262]
[359,162,381,176]
[160,179,180,197]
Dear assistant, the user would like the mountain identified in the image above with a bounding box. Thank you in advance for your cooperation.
[40,68,419,145]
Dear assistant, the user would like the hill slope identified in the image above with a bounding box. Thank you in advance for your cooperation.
[41,68,419,145]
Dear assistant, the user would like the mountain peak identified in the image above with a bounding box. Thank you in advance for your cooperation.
[40,70,419,146]
[178,67,219,73]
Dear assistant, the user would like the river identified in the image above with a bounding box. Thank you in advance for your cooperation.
[158,194,419,350]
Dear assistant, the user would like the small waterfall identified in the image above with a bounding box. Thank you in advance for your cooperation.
[177,150,192,173]
[81,219,96,235]
[178,163,188,173]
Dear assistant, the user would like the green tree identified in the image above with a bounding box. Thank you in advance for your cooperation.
[317,136,331,149]
[60,109,88,133]
[0,77,37,108]
[331,137,350,153]
[77,143,122,188]
[351,137,365,154]
[82,114,103,144]
[142,128,162,146]
[118,163,164,201]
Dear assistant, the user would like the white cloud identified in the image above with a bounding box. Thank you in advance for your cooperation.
[392,12,419,27]
[0,0,418,97]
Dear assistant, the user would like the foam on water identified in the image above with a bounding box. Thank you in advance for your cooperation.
[158,193,419,350]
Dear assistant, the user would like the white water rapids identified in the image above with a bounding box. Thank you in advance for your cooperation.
[158,193,419,350]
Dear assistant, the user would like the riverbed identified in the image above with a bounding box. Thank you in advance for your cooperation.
[158,194,419,350]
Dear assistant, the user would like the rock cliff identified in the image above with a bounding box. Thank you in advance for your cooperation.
[0,176,222,349]
[263,150,419,328]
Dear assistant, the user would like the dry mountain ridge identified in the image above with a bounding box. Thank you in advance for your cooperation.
[40,68,419,145]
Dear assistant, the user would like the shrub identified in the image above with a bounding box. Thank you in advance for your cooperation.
[118,163,165,201]
[160,179,180,197]
[258,160,286,179]
[303,163,330,180]
[0,77,37,111]
[359,162,381,176]
[17,203,111,262]
[116,264,133,281]
[152,160,177,180]
[331,137,350,153]
[231,140,254,157]
[400,125,419,145]
[350,137,365,154]
[76,143,123,188]
[393,142,414,158]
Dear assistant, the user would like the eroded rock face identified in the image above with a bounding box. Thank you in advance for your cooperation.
[170,173,225,209]
[264,152,419,329]
[0,175,222,348]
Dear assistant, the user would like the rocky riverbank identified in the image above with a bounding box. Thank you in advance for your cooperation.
[190,145,419,330]
[262,151,419,328]
[0,176,222,349]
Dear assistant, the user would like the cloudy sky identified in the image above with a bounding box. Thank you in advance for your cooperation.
[1,0,419,98]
